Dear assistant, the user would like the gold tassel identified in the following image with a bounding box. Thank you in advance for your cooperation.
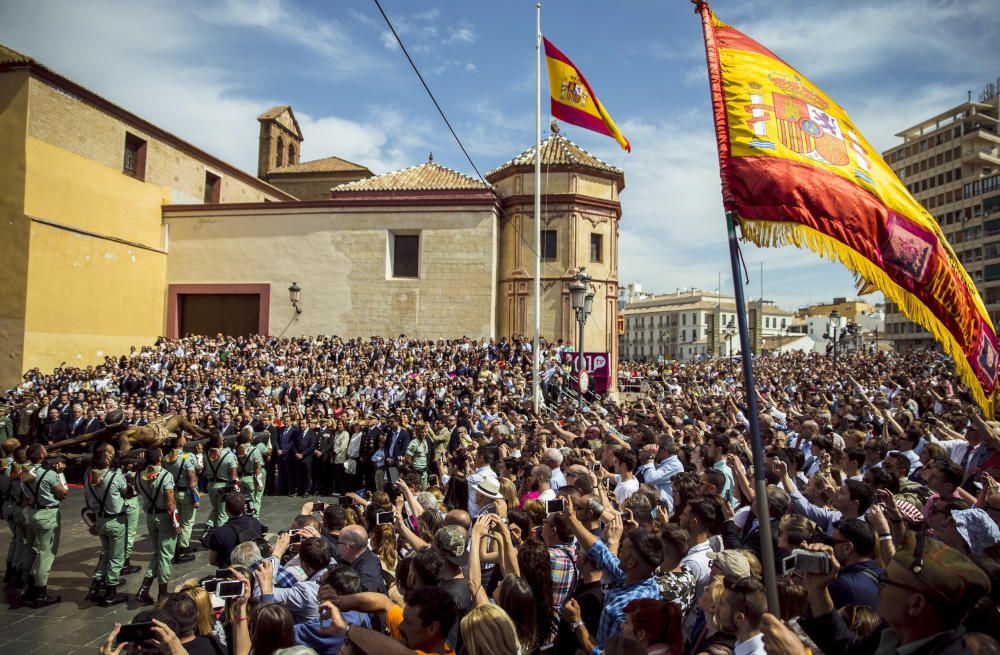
[736,217,995,418]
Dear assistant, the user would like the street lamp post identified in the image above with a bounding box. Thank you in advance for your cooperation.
[828,309,840,368]
[723,318,736,375]
[569,269,594,408]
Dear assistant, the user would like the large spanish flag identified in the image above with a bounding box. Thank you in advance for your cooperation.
[695,2,999,414]
[544,37,630,152]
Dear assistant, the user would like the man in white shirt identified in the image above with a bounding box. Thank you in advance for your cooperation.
[543,448,567,489]
[533,464,558,502]
[466,446,498,518]
[611,449,639,506]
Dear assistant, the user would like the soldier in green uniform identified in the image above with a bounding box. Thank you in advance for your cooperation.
[163,434,199,563]
[82,444,129,606]
[0,408,13,441]
[6,445,28,590]
[203,432,238,529]
[134,446,179,604]
[119,457,142,576]
[0,438,20,584]
[236,428,263,515]
[20,443,68,607]
[252,418,273,515]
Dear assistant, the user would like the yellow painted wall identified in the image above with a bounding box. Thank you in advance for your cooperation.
[21,135,166,374]
[0,71,30,389]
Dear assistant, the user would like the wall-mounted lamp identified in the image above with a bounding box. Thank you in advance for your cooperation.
[288,282,302,315]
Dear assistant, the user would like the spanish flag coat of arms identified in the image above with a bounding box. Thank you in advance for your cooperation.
[695,1,999,414]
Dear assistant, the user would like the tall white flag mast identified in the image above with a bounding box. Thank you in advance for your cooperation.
[532,2,542,413]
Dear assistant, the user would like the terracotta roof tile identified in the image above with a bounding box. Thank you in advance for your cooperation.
[486,133,622,180]
[333,162,487,192]
[270,155,372,175]
[0,44,32,64]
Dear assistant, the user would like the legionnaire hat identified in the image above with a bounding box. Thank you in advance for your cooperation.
[893,532,991,611]
[433,525,469,567]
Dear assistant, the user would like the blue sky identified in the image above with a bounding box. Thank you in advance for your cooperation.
[2,0,998,310]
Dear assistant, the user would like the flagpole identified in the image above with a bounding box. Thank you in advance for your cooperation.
[726,212,780,613]
[532,2,542,413]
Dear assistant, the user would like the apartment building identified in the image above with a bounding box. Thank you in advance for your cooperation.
[619,288,793,361]
[882,79,1000,350]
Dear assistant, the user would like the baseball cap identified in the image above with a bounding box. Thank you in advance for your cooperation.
[707,550,752,583]
[433,525,469,567]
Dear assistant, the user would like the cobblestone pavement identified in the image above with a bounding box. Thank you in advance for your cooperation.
[0,491,308,654]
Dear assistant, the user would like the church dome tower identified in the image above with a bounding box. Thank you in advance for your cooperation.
[486,132,623,381]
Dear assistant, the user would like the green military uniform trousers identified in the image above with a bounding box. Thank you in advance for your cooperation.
[174,490,197,550]
[206,481,229,529]
[239,475,258,513]
[123,496,140,562]
[141,512,177,584]
[23,507,60,586]
[10,503,26,575]
[95,513,126,586]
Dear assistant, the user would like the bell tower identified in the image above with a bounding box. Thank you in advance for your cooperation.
[257,105,303,178]
[487,131,623,387]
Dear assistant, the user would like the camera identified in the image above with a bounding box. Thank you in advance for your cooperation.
[312,501,326,512]
[376,511,395,525]
[781,549,832,576]
[216,580,245,598]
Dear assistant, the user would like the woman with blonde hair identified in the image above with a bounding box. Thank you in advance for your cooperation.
[461,604,522,655]
[498,477,518,516]
[178,581,227,647]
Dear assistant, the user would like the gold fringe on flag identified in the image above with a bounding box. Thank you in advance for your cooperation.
[737,217,995,418]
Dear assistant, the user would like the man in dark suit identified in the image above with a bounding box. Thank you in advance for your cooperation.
[313,420,335,495]
[43,408,68,445]
[219,411,237,437]
[276,418,299,496]
[262,413,282,495]
[384,415,411,474]
[68,404,88,437]
[293,417,317,496]
[83,408,103,435]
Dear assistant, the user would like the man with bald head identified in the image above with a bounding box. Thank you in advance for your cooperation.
[444,509,471,531]
[336,524,386,595]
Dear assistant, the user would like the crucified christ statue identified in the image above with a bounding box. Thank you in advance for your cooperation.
[47,410,212,456]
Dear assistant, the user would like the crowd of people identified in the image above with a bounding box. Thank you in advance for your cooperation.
[1,333,999,655]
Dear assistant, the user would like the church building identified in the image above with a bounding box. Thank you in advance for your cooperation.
[0,44,623,389]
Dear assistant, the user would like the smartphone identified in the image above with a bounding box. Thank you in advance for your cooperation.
[216,580,245,599]
[592,462,601,472]
[388,467,400,484]
[116,621,156,644]
[603,478,612,489]
[376,511,395,525]
[202,578,221,594]
[312,501,326,512]
[289,532,303,546]
[545,499,566,515]
[338,496,353,507]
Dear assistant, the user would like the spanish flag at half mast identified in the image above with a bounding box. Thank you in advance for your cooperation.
[543,37,630,152]
[695,1,999,415]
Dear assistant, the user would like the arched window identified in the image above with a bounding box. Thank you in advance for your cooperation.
[289,144,296,165]
[277,136,284,167]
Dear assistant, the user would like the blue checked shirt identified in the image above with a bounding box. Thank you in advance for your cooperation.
[587,540,660,654]
[251,557,303,588]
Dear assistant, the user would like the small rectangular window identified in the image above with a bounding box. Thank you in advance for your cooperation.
[392,234,419,278]
[590,233,603,262]
[123,132,147,180]
[204,171,221,203]
[541,230,558,261]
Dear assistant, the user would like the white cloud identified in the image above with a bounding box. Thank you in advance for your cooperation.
[446,26,476,45]
[465,62,477,73]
